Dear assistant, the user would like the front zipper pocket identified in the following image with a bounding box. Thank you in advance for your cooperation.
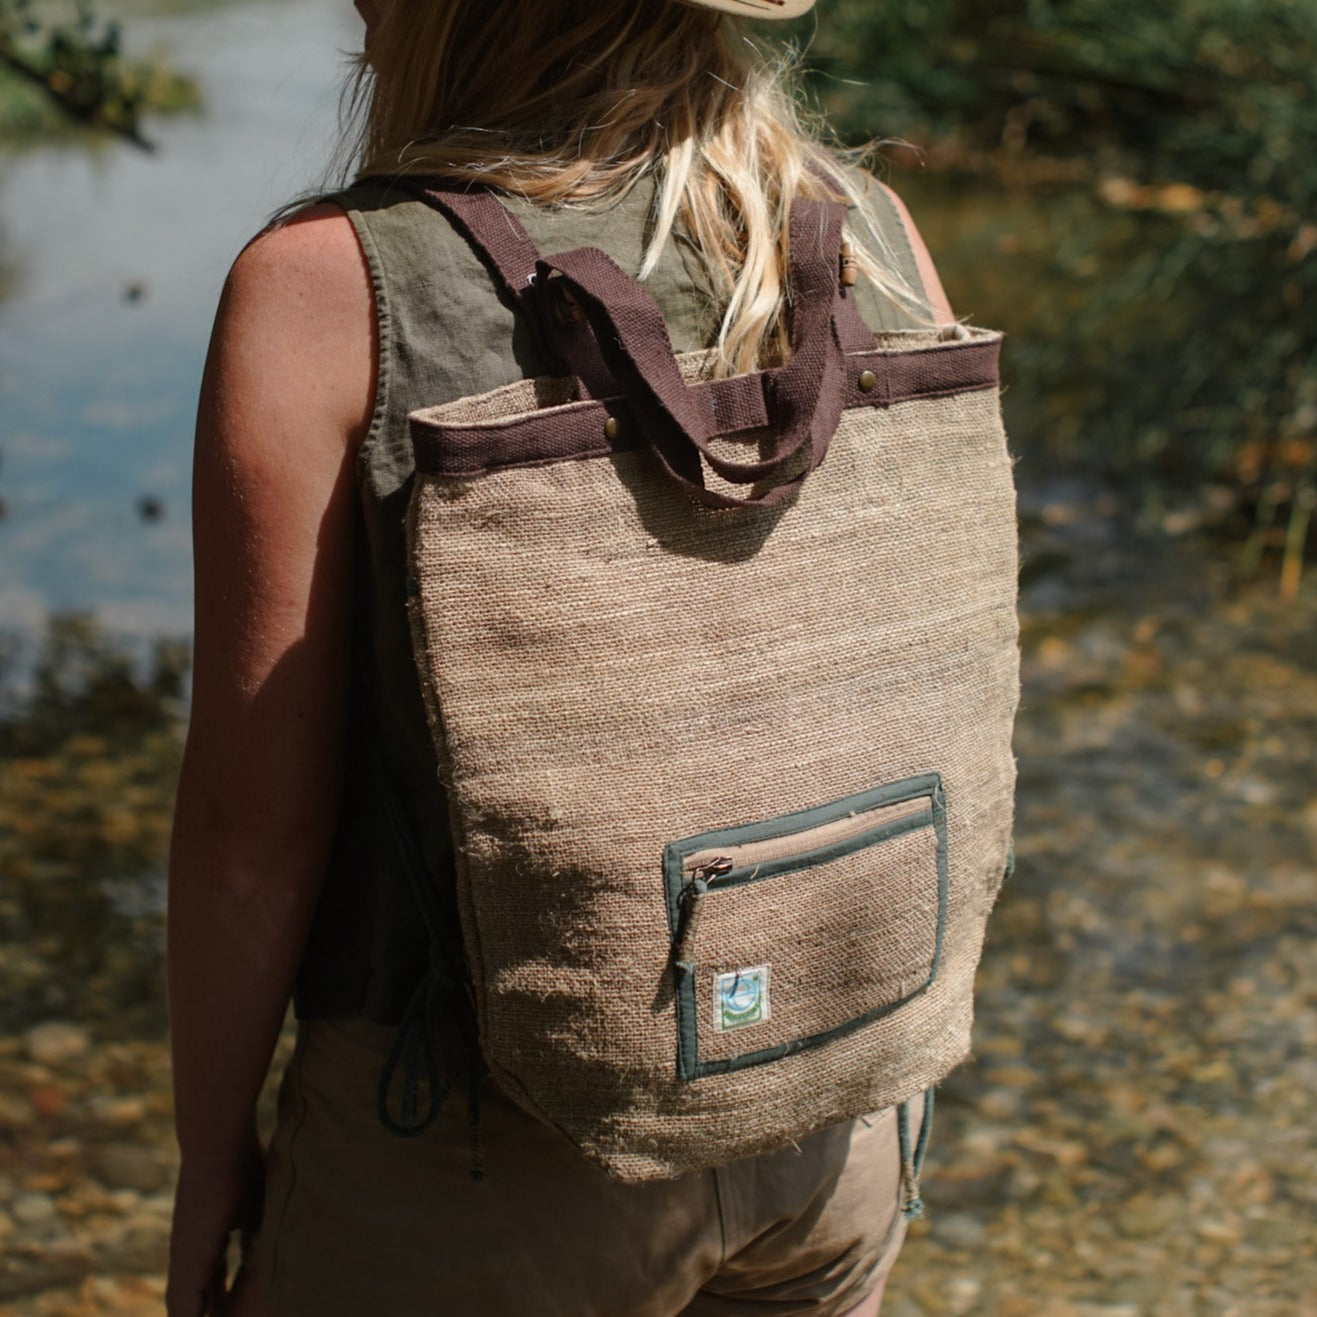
[663,773,948,1082]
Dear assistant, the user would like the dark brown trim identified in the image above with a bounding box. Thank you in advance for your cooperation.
[411,338,1000,479]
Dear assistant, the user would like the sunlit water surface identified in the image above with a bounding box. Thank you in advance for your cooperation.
[0,0,358,638]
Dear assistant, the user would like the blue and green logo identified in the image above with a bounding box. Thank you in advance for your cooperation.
[714,966,770,1032]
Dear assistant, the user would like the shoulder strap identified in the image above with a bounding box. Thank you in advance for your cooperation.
[396,180,618,398]
[397,179,869,467]
[804,162,879,354]
[397,181,542,319]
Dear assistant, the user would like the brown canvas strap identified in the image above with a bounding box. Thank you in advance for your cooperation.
[802,163,879,356]
[411,337,1003,478]
[537,198,849,509]
[400,181,619,398]
[405,181,858,509]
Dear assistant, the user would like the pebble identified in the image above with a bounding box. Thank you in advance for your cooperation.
[88,1095,149,1128]
[106,1188,144,1213]
[935,1212,988,1249]
[0,1089,36,1126]
[29,1082,70,1118]
[944,1275,982,1313]
[977,1086,1022,1119]
[23,1171,68,1194]
[11,1191,58,1225]
[93,1145,173,1195]
[24,1022,91,1067]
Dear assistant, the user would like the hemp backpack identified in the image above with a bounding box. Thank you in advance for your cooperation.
[380,184,1019,1190]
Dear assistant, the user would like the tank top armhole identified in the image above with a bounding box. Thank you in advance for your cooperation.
[840,169,937,332]
[871,181,955,326]
[322,190,393,475]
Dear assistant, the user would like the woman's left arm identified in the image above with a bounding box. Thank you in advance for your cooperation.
[166,204,375,1317]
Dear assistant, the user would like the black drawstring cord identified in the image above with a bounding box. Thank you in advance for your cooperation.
[375,952,489,1182]
[376,957,455,1137]
[368,732,473,1142]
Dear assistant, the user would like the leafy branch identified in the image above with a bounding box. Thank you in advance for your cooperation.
[0,0,155,150]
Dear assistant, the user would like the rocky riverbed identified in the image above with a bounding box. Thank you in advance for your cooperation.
[1,489,1314,1315]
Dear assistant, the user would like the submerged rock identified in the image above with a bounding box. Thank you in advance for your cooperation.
[24,1023,90,1068]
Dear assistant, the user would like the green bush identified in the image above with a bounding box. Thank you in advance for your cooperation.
[795,0,1316,563]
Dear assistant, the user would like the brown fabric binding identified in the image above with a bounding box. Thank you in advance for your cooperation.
[411,337,1000,478]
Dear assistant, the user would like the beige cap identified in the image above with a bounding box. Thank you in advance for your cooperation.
[680,0,817,19]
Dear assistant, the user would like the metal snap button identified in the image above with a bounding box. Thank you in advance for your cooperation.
[858,369,877,393]
[604,416,621,441]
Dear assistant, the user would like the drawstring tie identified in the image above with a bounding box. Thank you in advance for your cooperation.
[376,958,453,1138]
[367,665,484,1174]
[375,958,487,1182]
[897,1086,935,1220]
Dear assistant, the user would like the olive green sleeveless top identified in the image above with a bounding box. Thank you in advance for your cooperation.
[293,170,929,1022]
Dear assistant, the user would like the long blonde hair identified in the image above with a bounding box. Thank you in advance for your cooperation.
[345,0,926,374]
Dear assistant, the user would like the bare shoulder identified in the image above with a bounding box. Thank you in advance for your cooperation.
[214,202,377,450]
[228,203,371,320]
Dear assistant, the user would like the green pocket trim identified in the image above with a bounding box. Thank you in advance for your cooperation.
[663,772,949,1083]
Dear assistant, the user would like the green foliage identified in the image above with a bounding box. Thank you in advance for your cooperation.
[0,0,198,147]
[804,0,1315,198]
[0,616,188,1031]
[795,0,1316,565]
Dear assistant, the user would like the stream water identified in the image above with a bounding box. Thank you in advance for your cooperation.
[0,0,356,637]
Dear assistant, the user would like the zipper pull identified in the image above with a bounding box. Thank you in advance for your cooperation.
[673,876,710,967]
[692,856,733,883]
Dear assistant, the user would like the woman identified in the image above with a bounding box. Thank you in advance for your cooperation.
[167,1,957,1314]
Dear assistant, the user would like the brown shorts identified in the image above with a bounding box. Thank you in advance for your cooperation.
[254,1017,919,1316]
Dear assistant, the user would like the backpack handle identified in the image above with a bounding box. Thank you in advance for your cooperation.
[537,198,849,510]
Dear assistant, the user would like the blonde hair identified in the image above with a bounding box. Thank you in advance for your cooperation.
[344,0,927,374]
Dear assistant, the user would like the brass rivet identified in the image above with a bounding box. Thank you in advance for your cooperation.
[858,369,877,393]
[604,416,621,441]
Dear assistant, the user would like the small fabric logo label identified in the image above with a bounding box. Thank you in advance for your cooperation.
[713,966,771,1032]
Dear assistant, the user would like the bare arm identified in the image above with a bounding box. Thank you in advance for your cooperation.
[166,204,375,1316]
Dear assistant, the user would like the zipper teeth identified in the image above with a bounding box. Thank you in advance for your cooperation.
[683,795,931,881]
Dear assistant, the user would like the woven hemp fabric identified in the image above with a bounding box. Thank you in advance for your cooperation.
[403,307,1018,1182]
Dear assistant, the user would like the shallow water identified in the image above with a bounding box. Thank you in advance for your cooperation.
[0,0,356,636]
